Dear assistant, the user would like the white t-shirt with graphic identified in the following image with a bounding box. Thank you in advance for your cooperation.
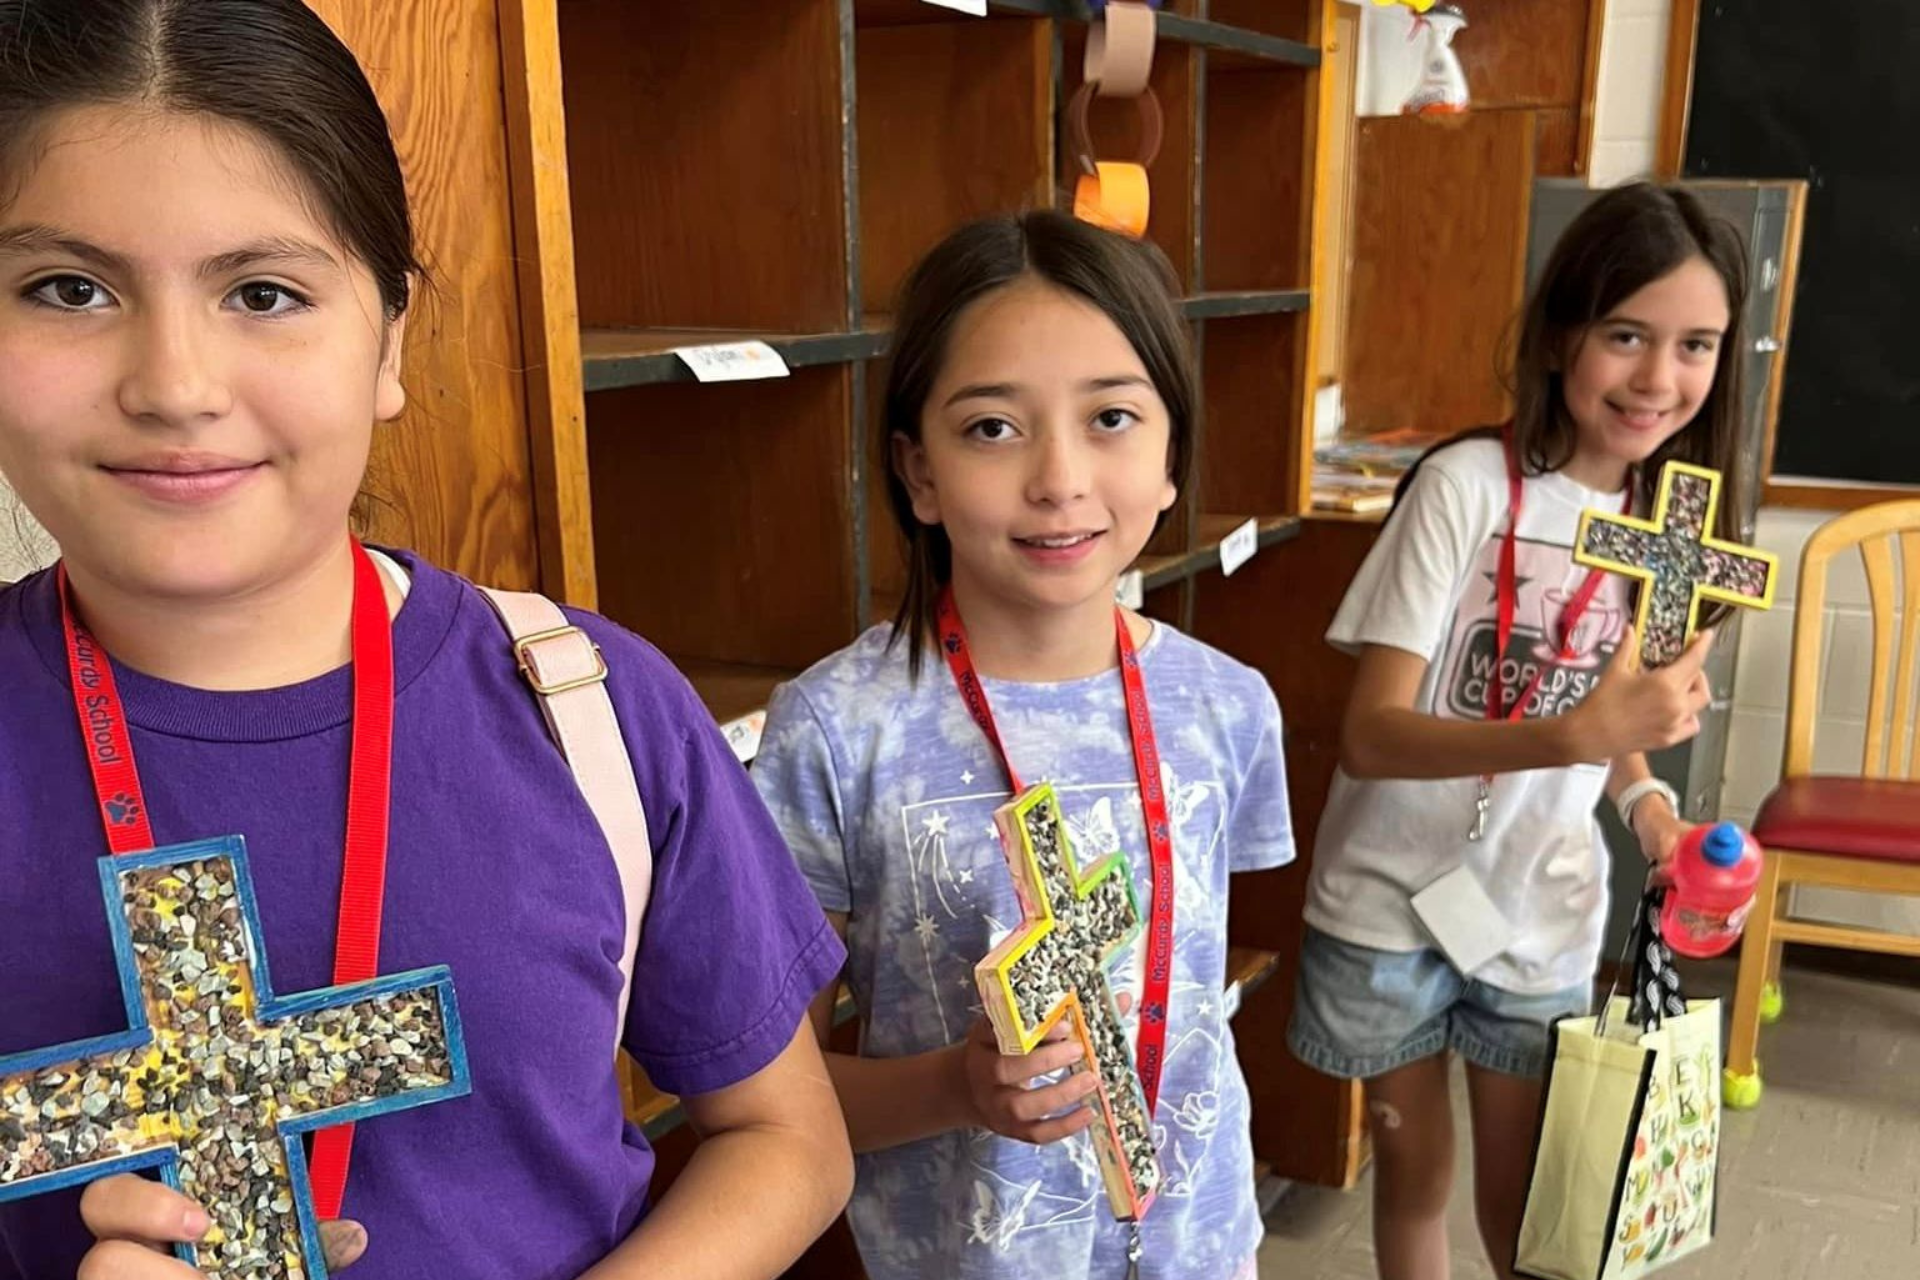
[753,622,1294,1280]
[1304,436,1634,995]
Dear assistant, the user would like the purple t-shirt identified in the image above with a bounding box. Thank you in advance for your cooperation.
[0,552,844,1279]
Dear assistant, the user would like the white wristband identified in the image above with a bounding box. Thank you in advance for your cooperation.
[1616,778,1680,833]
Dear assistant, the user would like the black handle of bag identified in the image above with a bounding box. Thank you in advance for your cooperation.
[1598,882,1689,1037]
[1629,886,1689,1030]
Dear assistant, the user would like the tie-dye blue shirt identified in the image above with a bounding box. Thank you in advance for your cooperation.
[753,621,1295,1280]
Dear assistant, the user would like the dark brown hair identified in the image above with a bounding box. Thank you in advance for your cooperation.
[1396,183,1750,536]
[882,210,1197,676]
[0,0,422,319]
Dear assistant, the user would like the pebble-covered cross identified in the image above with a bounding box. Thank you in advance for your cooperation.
[974,784,1161,1220]
[0,836,469,1280]
[1575,460,1777,669]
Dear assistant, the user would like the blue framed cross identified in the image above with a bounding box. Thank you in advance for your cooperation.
[973,784,1161,1220]
[1575,460,1778,669]
[0,836,469,1280]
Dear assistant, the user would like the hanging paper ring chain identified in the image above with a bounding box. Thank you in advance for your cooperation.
[1067,81,1164,179]
[1084,0,1157,99]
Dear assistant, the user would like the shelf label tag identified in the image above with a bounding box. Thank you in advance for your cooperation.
[1219,518,1260,577]
[1116,570,1146,610]
[920,0,988,12]
[720,711,768,764]
[674,341,791,383]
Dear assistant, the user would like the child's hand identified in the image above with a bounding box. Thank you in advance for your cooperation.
[960,1017,1098,1146]
[1632,799,1692,888]
[78,1175,367,1277]
[1571,627,1714,760]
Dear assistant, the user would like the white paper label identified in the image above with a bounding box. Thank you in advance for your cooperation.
[720,711,767,764]
[1410,864,1518,976]
[920,0,987,12]
[1218,518,1260,577]
[674,341,790,383]
[1115,570,1145,610]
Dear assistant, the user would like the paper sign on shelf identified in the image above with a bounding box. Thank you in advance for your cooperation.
[1115,570,1145,610]
[674,341,791,383]
[720,711,768,764]
[1219,518,1260,577]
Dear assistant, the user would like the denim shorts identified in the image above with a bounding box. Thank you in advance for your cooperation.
[1286,925,1590,1080]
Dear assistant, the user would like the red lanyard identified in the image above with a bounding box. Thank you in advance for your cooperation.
[1487,434,1632,726]
[59,538,394,1221]
[936,588,1177,1117]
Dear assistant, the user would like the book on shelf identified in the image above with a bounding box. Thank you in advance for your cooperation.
[1311,429,1440,476]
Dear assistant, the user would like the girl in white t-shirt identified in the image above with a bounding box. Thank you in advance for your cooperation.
[1289,182,1752,1280]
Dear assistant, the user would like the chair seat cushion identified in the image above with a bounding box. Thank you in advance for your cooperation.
[1752,776,1920,864]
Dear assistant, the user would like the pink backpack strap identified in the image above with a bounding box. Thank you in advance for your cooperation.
[478,587,652,1052]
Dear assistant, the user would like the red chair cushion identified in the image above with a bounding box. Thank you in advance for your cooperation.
[1752,776,1920,864]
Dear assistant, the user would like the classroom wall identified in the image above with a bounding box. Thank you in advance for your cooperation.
[1588,0,1670,186]
[1722,508,1920,935]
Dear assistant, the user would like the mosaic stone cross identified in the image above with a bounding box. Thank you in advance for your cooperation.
[1575,460,1778,668]
[0,836,469,1280]
[973,784,1161,1220]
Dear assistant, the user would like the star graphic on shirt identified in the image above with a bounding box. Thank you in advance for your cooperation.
[985,824,1000,842]
[1197,999,1214,1018]
[923,812,950,836]
[958,868,974,884]
[1483,567,1531,605]
[961,770,976,786]
[914,912,940,944]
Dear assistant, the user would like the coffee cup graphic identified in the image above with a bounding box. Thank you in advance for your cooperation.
[1532,589,1621,667]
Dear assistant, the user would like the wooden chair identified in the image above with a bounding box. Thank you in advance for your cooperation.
[1728,500,1920,1108]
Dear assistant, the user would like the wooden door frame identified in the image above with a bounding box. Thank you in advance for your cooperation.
[1656,0,1698,177]
[500,0,599,607]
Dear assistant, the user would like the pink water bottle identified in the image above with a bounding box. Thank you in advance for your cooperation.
[1661,822,1765,959]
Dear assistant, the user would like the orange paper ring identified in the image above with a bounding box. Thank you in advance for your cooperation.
[1065,80,1164,175]
[1084,0,1157,99]
[1074,162,1151,238]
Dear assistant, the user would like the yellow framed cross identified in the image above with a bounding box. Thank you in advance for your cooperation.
[1575,461,1778,668]
[973,784,1160,1221]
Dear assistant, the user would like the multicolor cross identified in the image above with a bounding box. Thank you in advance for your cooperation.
[0,837,469,1280]
[973,784,1160,1220]
[1575,461,1777,668]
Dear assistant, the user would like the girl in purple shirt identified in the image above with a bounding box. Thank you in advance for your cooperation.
[0,2,850,1276]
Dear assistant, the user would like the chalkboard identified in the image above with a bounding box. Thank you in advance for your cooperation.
[1685,0,1920,485]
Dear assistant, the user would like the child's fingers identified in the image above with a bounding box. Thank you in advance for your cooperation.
[1001,1070,1099,1124]
[76,1239,203,1280]
[78,1176,208,1245]
[1008,1103,1098,1147]
[320,1220,369,1271]
[1670,628,1716,676]
[1604,626,1640,674]
[994,1037,1084,1086]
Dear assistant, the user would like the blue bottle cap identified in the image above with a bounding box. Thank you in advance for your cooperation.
[1702,822,1746,867]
